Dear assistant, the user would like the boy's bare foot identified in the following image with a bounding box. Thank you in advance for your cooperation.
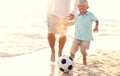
[83,62,87,65]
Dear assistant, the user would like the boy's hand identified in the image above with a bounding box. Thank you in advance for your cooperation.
[93,27,99,33]
[93,21,99,33]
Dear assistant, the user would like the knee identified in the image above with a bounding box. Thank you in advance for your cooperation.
[59,35,66,43]
[48,33,55,39]
[48,33,55,37]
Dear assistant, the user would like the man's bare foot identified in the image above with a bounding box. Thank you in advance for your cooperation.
[58,51,62,58]
[51,53,55,62]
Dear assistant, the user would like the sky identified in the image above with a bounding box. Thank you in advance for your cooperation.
[0,0,120,26]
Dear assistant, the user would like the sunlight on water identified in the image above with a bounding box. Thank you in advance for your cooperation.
[0,0,120,31]
[0,0,120,54]
[0,0,120,27]
[0,0,47,26]
[88,0,120,20]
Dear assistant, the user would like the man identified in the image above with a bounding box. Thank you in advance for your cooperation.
[47,0,78,62]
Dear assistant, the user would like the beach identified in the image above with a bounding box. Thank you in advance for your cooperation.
[0,0,120,75]
[0,18,120,76]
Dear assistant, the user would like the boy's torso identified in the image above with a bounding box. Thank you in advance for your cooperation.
[74,11,97,41]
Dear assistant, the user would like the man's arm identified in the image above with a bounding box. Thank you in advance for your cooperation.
[71,0,79,15]
[68,0,78,20]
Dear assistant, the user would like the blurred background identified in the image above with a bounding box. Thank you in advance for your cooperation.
[0,0,120,57]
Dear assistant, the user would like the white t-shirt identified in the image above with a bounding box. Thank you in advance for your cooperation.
[47,0,78,18]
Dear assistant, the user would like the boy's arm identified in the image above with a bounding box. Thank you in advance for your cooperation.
[93,20,99,32]
[65,21,74,26]
[59,17,74,26]
[63,16,75,26]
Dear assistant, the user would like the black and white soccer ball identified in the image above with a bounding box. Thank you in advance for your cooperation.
[57,55,74,73]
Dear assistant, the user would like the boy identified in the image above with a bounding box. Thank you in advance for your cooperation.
[70,0,99,65]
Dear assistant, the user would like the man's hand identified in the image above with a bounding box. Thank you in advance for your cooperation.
[68,13,75,20]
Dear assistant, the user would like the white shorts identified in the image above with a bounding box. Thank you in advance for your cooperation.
[47,14,68,36]
[70,39,90,54]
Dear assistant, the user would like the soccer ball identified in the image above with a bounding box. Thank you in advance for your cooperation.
[57,55,74,73]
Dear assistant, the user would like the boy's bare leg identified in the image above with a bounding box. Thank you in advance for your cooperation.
[81,51,87,65]
[70,52,75,59]
[58,35,66,57]
[48,33,56,62]
[83,54,87,65]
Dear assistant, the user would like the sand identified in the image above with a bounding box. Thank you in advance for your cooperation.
[0,20,120,76]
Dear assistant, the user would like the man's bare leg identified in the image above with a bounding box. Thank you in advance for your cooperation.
[58,35,66,57]
[48,33,56,62]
